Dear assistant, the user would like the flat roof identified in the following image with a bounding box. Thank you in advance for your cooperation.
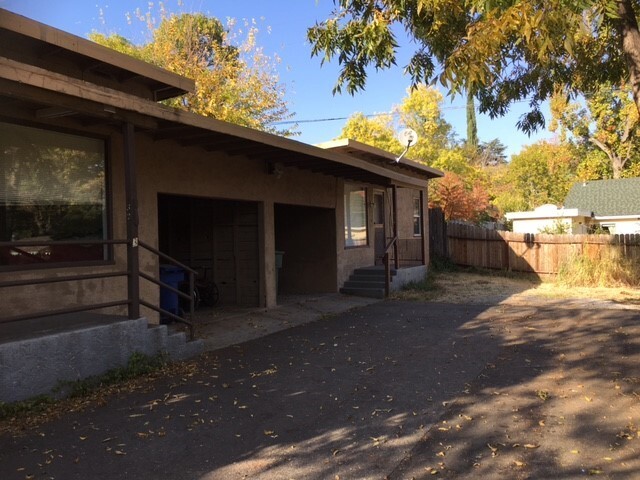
[316,139,444,180]
[0,8,194,101]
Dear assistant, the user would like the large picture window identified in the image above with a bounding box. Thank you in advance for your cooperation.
[344,185,367,247]
[0,122,108,267]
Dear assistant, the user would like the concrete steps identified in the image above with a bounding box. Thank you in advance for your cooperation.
[340,266,396,299]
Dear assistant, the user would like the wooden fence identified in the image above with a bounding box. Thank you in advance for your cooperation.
[445,222,640,274]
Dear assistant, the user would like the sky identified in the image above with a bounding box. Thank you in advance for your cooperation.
[0,0,554,158]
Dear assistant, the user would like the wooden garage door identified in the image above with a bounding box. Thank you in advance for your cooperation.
[213,202,259,306]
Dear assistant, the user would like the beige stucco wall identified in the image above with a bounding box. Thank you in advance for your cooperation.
[1,126,341,319]
[1,121,433,320]
[336,182,429,287]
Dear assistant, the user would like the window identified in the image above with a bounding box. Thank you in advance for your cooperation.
[344,185,367,247]
[0,122,108,267]
[413,196,422,236]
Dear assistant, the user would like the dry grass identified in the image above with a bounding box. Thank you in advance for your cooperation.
[557,250,640,288]
[395,269,640,307]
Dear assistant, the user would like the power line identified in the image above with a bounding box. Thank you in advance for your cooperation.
[272,98,532,126]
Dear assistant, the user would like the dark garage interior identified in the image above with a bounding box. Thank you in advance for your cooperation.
[274,204,337,295]
[158,194,260,307]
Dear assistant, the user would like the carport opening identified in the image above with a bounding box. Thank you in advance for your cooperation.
[274,204,337,297]
[158,194,260,307]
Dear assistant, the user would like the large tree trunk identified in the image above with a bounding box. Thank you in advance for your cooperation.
[618,0,640,122]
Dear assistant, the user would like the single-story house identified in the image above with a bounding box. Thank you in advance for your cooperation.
[505,204,592,234]
[564,178,640,234]
[505,178,640,234]
[0,9,442,402]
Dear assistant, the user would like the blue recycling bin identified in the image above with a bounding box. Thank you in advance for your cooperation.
[160,264,185,318]
[275,250,285,293]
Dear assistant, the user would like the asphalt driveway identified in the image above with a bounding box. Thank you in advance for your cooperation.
[1,299,640,479]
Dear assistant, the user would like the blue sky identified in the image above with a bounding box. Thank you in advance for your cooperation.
[1,0,553,158]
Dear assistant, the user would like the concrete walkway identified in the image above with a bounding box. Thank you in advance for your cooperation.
[192,293,379,351]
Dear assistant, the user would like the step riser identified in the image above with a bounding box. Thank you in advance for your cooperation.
[353,269,396,277]
[340,287,385,299]
[344,281,386,289]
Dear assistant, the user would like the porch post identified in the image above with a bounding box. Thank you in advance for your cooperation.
[123,122,140,319]
[420,189,427,265]
[392,184,399,269]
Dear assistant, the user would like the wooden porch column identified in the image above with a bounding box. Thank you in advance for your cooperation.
[123,122,140,319]
[392,184,399,269]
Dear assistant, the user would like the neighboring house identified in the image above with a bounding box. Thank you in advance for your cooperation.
[0,9,442,402]
[505,178,640,234]
[564,178,640,234]
[505,204,592,234]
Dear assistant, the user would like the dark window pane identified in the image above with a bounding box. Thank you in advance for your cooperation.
[0,122,107,267]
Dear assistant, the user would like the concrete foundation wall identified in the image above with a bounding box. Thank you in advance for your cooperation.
[390,265,428,292]
[0,317,202,403]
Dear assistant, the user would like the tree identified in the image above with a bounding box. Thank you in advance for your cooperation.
[474,139,508,167]
[495,141,577,212]
[429,172,491,222]
[550,83,640,178]
[308,1,640,134]
[338,85,456,163]
[92,13,295,135]
[466,92,479,149]
[338,113,402,154]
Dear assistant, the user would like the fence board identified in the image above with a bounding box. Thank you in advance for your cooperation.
[445,225,640,274]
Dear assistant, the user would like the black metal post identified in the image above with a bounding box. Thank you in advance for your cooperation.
[123,122,140,319]
[392,185,399,270]
[420,189,426,265]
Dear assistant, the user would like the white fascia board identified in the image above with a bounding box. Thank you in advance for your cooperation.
[505,208,591,220]
[593,215,640,221]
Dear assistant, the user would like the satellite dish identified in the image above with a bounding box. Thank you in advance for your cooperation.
[397,128,418,148]
[395,128,418,163]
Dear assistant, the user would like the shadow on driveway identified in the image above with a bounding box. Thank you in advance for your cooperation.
[1,299,639,479]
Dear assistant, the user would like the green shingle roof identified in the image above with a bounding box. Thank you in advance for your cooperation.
[564,178,640,216]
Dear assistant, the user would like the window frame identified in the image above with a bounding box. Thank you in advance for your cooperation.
[412,196,422,237]
[0,120,114,272]
[344,184,369,248]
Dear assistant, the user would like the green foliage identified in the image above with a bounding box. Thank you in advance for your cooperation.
[92,13,295,135]
[309,1,640,135]
[550,83,640,178]
[495,142,577,212]
[0,395,55,420]
[338,85,456,164]
[338,112,402,154]
[538,219,571,235]
[557,250,640,287]
[466,92,479,149]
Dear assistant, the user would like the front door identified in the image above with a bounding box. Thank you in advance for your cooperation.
[373,192,385,264]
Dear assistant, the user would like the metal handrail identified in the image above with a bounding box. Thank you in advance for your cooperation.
[0,239,129,324]
[138,241,196,340]
[0,238,198,341]
[383,235,398,297]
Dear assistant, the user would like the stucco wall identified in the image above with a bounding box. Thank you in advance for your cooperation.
[1,127,342,318]
[1,122,433,318]
[512,217,589,234]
